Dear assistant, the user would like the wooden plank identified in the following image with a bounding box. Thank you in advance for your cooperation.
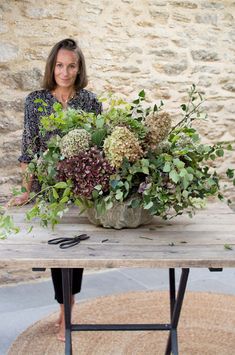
[1,243,235,268]
[3,229,235,246]
[1,202,235,269]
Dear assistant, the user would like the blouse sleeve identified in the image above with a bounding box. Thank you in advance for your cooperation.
[92,96,102,115]
[18,95,40,163]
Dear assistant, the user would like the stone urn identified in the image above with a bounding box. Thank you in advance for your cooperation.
[86,199,153,229]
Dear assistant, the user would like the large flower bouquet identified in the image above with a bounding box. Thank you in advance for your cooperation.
[1,85,234,235]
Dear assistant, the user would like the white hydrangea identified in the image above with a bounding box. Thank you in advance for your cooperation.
[60,129,91,158]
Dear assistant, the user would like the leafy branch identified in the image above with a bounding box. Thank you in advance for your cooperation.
[170,84,207,133]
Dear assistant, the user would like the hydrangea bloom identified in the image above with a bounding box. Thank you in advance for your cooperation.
[60,128,90,158]
[57,147,115,198]
[103,126,143,168]
[144,111,171,150]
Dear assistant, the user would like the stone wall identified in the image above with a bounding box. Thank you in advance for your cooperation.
[0,0,235,202]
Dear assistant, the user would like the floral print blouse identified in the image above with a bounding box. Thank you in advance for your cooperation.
[18,88,102,163]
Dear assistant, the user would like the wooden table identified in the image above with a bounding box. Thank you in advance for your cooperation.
[1,202,235,354]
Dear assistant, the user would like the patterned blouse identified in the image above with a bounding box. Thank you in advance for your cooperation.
[18,88,102,163]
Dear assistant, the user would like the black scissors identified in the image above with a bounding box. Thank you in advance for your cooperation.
[48,234,90,249]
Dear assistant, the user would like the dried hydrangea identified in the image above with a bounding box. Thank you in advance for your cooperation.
[57,147,115,198]
[60,129,90,158]
[103,126,143,168]
[144,111,171,150]
[154,141,171,155]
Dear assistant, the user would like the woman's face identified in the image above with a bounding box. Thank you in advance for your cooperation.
[54,48,79,89]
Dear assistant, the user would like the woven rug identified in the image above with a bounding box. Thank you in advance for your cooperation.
[8,291,235,355]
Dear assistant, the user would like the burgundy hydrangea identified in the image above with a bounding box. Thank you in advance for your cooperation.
[57,147,115,198]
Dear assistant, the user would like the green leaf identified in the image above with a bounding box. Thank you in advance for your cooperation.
[116,180,123,187]
[163,162,171,173]
[53,102,63,111]
[94,184,102,191]
[96,201,106,216]
[224,244,233,250]
[132,99,140,104]
[226,168,234,179]
[34,98,44,104]
[92,190,99,199]
[54,182,67,189]
[169,169,179,183]
[144,201,154,209]
[91,129,107,147]
[63,188,71,197]
[182,177,190,189]
[142,166,149,174]
[52,188,59,199]
[179,168,187,177]
[124,181,129,190]
[210,154,216,160]
[27,225,34,234]
[173,158,185,169]
[60,196,69,204]
[96,117,105,129]
[216,149,224,157]
[115,190,123,200]
[110,180,119,189]
[138,89,145,98]
[141,159,149,167]
[105,201,113,210]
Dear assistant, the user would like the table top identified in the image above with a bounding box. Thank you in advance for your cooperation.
[1,202,235,269]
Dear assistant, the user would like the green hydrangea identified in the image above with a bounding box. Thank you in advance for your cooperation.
[103,126,143,168]
[144,111,171,150]
[60,129,90,158]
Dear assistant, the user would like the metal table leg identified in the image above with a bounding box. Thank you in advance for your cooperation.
[61,267,189,355]
[62,268,72,355]
[165,268,190,355]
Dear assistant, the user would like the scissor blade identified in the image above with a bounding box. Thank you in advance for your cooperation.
[75,234,90,241]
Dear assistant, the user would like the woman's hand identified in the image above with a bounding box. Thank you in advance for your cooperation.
[6,162,33,208]
[6,191,30,207]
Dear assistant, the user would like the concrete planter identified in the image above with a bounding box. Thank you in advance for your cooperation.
[86,200,153,229]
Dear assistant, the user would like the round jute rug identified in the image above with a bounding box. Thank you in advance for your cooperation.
[8,291,235,355]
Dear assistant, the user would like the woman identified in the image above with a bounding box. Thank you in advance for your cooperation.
[8,38,102,341]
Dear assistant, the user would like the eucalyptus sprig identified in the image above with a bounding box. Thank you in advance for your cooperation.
[170,84,207,133]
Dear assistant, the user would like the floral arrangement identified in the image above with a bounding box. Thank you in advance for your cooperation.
[0,85,234,236]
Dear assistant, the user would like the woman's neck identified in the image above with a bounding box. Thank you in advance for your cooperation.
[52,87,76,107]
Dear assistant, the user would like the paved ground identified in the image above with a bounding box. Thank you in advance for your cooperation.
[1,267,235,354]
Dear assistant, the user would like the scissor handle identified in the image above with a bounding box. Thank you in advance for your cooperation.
[59,241,79,249]
[48,234,90,248]
[48,237,73,245]
[59,234,90,249]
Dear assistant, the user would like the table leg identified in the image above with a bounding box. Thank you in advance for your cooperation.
[169,268,176,318]
[62,268,72,355]
[61,267,189,355]
[165,268,190,355]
